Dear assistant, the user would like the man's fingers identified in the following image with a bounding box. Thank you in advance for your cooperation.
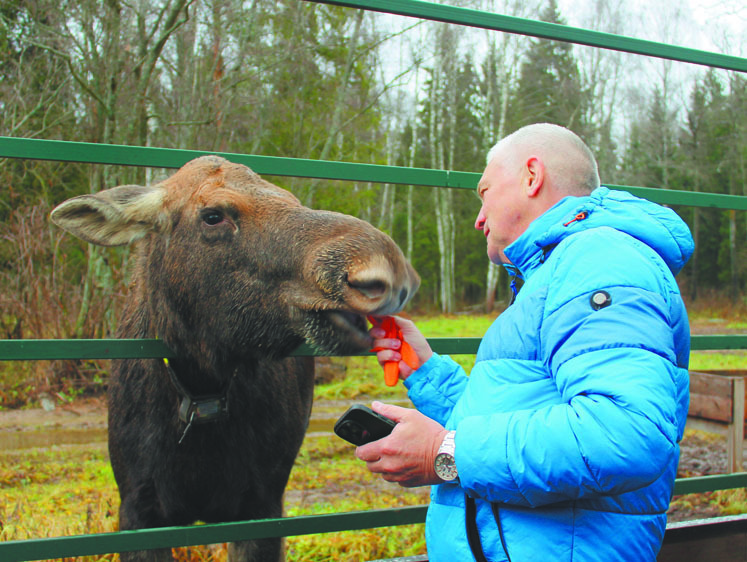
[375,349,401,365]
[370,338,401,352]
[371,401,410,422]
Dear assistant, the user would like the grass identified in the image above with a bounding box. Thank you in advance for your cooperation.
[689,351,747,371]
[286,434,428,561]
[0,434,428,562]
[0,444,120,557]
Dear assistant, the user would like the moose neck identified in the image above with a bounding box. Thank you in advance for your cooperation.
[162,355,237,396]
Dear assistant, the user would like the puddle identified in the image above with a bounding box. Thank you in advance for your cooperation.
[0,398,411,451]
[307,417,336,434]
[0,423,336,452]
[0,427,108,451]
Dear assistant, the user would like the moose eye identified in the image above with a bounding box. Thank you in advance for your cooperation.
[201,209,224,226]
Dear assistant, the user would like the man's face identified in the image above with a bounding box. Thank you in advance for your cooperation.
[474,153,526,264]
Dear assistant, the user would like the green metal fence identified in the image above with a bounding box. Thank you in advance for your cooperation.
[313,0,747,72]
[1,0,746,560]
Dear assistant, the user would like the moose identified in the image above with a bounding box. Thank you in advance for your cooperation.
[50,155,419,561]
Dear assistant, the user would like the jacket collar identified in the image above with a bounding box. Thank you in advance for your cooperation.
[503,192,595,280]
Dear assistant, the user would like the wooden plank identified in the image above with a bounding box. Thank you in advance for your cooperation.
[689,372,735,396]
[689,372,735,423]
[694,370,747,434]
[701,370,747,377]
[688,393,733,423]
[688,371,746,472]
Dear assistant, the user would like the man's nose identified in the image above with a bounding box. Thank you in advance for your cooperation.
[475,207,486,230]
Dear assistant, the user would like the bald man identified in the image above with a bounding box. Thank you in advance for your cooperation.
[360,124,694,561]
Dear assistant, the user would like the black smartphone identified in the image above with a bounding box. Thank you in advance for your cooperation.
[334,404,396,446]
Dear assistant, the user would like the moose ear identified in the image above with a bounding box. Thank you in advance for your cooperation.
[50,184,166,247]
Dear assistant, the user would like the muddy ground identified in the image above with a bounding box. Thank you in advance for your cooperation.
[0,395,735,523]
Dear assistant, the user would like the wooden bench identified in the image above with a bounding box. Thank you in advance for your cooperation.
[687,370,747,473]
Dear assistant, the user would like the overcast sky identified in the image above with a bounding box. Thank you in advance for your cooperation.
[556,0,745,57]
[372,0,744,154]
[377,0,745,87]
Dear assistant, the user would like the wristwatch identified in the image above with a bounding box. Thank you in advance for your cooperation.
[434,430,458,482]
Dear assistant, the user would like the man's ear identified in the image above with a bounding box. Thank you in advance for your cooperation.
[525,156,545,197]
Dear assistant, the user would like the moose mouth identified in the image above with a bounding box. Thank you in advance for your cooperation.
[326,310,373,350]
[302,309,372,355]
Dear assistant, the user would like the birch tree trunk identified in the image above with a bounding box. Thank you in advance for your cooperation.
[429,47,445,310]
[407,132,417,261]
[483,38,501,312]
[377,129,396,233]
[689,179,700,302]
[406,62,422,262]
[729,209,737,303]
[429,24,457,313]
[728,74,746,304]
[442,28,457,314]
[482,13,520,311]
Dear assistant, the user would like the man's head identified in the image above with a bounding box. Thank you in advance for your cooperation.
[475,123,600,264]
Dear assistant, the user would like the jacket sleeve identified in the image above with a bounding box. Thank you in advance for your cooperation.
[455,232,688,507]
[405,353,469,426]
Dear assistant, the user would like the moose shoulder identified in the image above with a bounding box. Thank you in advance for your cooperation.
[50,155,419,562]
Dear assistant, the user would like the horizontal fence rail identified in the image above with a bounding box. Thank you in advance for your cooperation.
[3,473,747,562]
[2,137,747,211]
[308,0,747,73]
[0,506,429,562]
[1,335,747,361]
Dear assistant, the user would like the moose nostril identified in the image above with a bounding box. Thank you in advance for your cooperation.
[348,278,388,300]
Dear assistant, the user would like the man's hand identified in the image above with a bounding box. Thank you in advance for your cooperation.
[369,316,433,382]
[355,402,447,487]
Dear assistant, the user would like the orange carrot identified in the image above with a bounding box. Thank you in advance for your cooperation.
[368,315,418,386]
[384,361,400,386]
[400,341,418,370]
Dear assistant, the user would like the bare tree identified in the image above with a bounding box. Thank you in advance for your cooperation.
[478,0,533,310]
[23,0,192,336]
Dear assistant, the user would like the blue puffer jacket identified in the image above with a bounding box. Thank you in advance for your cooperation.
[405,187,694,562]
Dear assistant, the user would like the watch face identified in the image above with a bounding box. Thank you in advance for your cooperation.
[435,453,458,481]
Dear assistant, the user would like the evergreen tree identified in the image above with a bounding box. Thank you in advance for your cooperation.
[509,0,590,137]
[620,87,680,189]
[404,47,487,311]
[679,70,746,300]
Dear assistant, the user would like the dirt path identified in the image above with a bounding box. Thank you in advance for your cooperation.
[0,397,107,432]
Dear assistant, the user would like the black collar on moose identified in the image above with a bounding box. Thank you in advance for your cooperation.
[162,358,237,445]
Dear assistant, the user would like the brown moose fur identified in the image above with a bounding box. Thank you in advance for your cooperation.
[50,156,419,561]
